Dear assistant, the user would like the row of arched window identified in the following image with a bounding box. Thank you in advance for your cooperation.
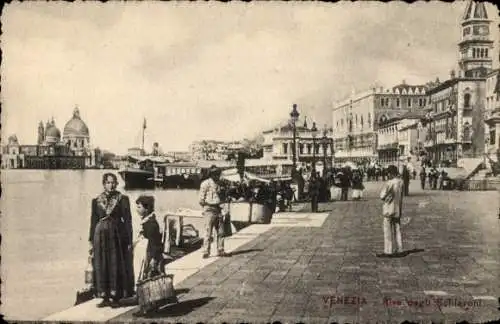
[336,113,372,130]
[472,48,488,59]
[281,143,327,155]
[379,97,427,107]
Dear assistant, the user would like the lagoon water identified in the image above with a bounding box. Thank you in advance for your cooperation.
[1,170,204,320]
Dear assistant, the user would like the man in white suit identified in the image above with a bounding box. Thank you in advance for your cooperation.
[379,165,404,256]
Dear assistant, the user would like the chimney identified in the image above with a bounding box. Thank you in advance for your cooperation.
[450,69,456,79]
[402,79,406,85]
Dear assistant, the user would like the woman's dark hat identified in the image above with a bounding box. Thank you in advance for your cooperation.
[209,165,221,176]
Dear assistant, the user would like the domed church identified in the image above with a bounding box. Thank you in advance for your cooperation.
[63,106,92,158]
[2,106,100,169]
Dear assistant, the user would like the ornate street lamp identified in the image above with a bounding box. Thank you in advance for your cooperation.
[290,104,300,174]
[311,122,318,173]
[321,125,329,177]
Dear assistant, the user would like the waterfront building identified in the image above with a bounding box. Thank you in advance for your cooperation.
[2,135,24,169]
[127,147,144,156]
[377,112,426,167]
[165,151,192,162]
[332,83,428,164]
[261,117,334,168]
[484,68,500,157]
[2,107,100,169]
[189,140,242,161]
[423,1,494,166]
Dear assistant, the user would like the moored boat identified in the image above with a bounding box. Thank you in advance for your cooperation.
[155,162,203,189]
[119,155,169,189]
[119,166,155,189]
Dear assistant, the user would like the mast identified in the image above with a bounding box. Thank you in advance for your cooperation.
[141,117,146,155]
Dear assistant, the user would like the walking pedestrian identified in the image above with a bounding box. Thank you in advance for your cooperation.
[419,167,427,190]
[351,169,364,200]
[432,167,438,190]
[379,165,404,257]
[199,165,227,258]
[308,173,320,212]
[340,169,350,201]
[428,167,434,189]
[399,159,411,196]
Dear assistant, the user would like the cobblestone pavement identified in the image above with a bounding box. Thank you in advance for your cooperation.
[113,181,500,323]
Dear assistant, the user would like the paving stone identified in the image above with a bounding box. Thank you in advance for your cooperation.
[113,182,500,323]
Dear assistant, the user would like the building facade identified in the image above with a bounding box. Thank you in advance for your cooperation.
[332,83,427,164]
[484,69,500,157]
[261,118,334,167]
[189,140,243,161]
[377,113,426,167]
[2,107,99,169]
[423,1,494,166]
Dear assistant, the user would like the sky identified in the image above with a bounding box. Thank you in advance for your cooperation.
[2,1,499,154]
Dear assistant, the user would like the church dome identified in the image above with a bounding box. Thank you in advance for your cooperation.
[63,107,89,137]
[46,126,61,138]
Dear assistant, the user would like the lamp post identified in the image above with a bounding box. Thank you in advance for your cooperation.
[321,126,328,177]
[290,104,300,175]
[311,122,318,174]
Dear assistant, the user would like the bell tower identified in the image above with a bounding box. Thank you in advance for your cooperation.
[458,1,493,78]
[38,121,45,144]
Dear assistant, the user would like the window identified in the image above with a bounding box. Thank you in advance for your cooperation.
[368,113,371,126]
[385,98,390,106]
[381,98,385,106]
[490,129,496,145]
[299,143,304,154]
[473,48,476,58]
[408,98,412,107]
[360,115,364,128]
[355,114,358,125]
[464,93,471,107]
[396,98,400,107]
[307,144,312,154]
[283,143,288,154]
[485,48,489,57]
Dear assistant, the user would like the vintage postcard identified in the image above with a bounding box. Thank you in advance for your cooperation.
[1,1,499,323]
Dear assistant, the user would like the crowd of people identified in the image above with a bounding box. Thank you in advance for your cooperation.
[84,161,426,310]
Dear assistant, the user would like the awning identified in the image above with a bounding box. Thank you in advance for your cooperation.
[221,168,270,183]
[127,155,170,163]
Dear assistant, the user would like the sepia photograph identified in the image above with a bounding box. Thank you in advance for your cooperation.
[1,0,499,322]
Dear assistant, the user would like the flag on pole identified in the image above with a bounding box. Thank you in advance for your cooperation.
[143,118,147,130]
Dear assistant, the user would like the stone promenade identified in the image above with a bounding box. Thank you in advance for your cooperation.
[114,181,500,323]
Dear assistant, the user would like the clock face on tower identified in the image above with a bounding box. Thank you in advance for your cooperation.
[473,25,489,36]
[479,25,489,35]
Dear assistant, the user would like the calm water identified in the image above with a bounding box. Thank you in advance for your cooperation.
[1,170,204,320]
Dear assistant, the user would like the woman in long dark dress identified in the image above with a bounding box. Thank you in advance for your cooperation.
[89,173,135,307]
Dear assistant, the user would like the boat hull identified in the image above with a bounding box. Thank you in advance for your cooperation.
[118,168,155,189]
[159,174,202,189]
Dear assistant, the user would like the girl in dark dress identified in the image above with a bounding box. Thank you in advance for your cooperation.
[135,195,164,278]
[89,173,135,308]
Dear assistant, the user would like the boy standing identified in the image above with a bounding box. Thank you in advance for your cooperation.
[135,195,164,278]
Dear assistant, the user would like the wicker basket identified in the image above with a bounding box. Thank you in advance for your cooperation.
[136,273,176,313]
